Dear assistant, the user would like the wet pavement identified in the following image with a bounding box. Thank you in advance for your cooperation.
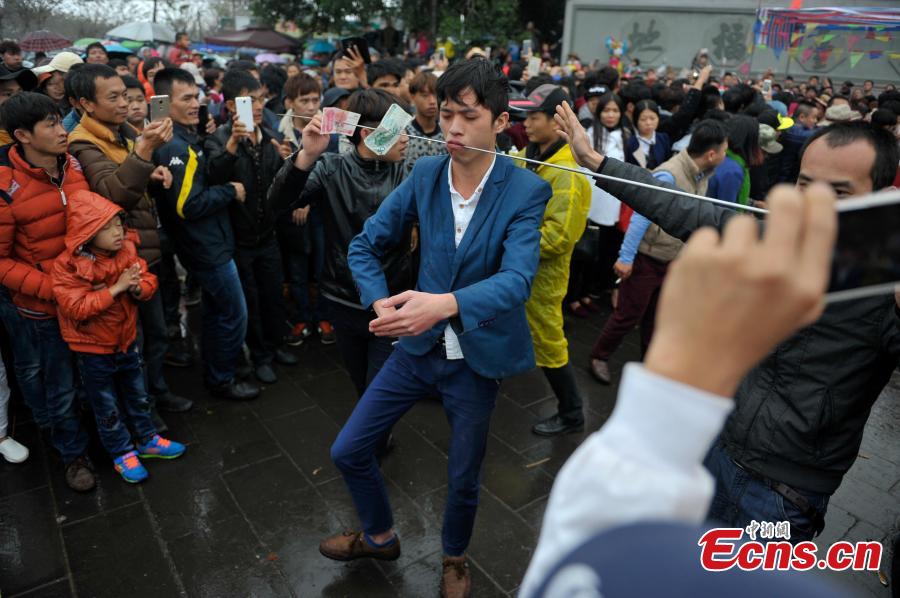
[1,301,898,597]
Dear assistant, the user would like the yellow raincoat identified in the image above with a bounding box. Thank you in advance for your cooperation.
[513,143,591,368]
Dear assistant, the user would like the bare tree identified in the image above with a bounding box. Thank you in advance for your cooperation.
[1,0,57,36]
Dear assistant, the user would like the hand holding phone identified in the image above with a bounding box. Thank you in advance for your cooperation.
[341,37,371,64]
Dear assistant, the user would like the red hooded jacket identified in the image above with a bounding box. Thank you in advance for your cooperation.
[0,144,89,318]
[52,191,157,354]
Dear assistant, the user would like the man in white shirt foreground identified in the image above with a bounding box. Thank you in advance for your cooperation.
[521,180,843,596]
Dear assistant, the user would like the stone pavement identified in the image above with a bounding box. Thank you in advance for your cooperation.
[1,301,898,597]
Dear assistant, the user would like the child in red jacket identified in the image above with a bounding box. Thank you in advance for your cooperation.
[53,191,185,483]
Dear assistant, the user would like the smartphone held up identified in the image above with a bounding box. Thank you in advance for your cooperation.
[149,95,170,122]
[234,96,254,134]
[826,188,900,303]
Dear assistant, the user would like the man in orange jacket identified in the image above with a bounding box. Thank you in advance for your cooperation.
[0,93,96,492]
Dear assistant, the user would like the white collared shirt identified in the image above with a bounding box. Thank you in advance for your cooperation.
[519,364,733,598]
[443,156,496,360]
[637,130,657,158]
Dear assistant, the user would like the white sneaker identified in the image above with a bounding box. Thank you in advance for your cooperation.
[0,437,29,463]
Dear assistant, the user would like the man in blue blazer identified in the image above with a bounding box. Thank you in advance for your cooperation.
[319,59,552,596]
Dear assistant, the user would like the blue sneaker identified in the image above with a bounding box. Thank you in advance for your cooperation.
[113,451,148,483]
[137,435,186,460]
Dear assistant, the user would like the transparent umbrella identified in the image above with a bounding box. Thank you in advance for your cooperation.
[106,21,176,44]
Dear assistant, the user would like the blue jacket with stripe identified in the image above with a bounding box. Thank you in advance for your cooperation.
[152,123,236,271]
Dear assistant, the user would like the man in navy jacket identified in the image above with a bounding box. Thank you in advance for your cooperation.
[318,60,551,597]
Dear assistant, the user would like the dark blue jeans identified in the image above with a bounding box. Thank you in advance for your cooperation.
[24,317,87,463]
[331,345,500,556]
[77,344,157,457]
[286,210,327,325]
[189,260,248,386]
[704,441,830,542]
[0,288,50,427]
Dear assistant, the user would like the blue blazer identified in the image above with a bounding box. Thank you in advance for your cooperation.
[348,155,552,380]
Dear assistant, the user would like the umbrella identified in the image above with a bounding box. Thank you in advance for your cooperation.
[309,39,336,54]
[20,30,71,52]
[102,42,134,55]
[204,28,299,53]
[255,53,285,64]
[106,21,176,44]
[73,37,101,49]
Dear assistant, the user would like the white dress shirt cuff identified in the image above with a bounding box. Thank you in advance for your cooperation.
[603,363,734,467]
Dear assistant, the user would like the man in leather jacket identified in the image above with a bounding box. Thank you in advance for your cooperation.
[269,88,414,398]
[555,103,900,543]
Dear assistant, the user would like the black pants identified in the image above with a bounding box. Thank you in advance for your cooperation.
[567,224,624,302]
[136,262,170,398]
[326,298,395,398]
[158,230,183,334]
[234,236,288,366]
[542,362,584,423]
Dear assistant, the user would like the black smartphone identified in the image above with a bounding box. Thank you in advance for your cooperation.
[827,189,900,302]
[197,104,209,137]
[341,37,372,64]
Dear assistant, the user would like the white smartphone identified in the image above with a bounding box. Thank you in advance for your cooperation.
[523,39,533,57]
[149,95,170,122]
[762,79,772,95]
[235,96,254,134]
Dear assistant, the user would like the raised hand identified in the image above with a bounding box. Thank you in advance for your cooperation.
[343,46,368,88]
[554,102,603,171]
[227,115,253,154]
[135,117,173,160]
[294,113,331,171]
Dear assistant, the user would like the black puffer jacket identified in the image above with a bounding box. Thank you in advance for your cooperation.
[205,122,285,248]
[269,149,416,306]
[594,156,900,495]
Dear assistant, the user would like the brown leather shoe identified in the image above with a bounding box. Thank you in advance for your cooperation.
[319,530,401,561]
[590,359,611,385]
[65,456,97,492]
[441,555,472,598]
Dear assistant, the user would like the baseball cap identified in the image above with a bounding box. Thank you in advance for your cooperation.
[509,84,570,114]
[759,124,783,154]
[323,86,350,108]
[584,85,609,99]
[32,52,83,76]
[758,109,793,131]
[0,65,37,91]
